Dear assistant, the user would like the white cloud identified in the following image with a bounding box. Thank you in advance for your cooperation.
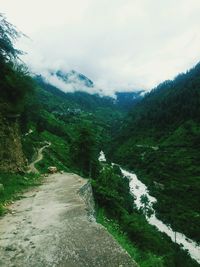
[42,70,112,96]
[1,0,200,95]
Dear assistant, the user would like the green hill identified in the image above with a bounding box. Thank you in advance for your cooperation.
[110,62,200,243]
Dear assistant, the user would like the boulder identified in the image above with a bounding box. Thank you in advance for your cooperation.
[48,166,57,174]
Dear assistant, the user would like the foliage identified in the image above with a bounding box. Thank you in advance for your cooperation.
[0,172,40,216]
[97,208,164,267]
[0,13,24,62]
[111,62,200,244]
[36,131,70,173]
[70,125,100,177]
[0,14,33,114]
[92,165,133,218]
[0,63,34,113]
[140,194,153,217]
[92,164,199,267]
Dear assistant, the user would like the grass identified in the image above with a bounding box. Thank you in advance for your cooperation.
[0,172,41,216]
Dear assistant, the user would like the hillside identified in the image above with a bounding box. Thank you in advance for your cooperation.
[20,74,127,176]
[110,62,200,243]
[0,113,25,172]
[19,73,145,175]
[0,16,34,173]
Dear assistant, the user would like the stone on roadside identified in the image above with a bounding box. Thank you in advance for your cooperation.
[48,166,57,174]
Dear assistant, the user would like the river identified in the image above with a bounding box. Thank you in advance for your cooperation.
[99,151,200,264]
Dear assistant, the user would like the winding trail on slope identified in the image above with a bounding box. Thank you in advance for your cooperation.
[0,173,137,267]
[28,142,51,174]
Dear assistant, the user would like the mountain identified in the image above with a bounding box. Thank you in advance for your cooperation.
[110,62,200,243]
[34,74,115,112]
[115,91,145,110]
[54,69,94,88]
[36,70,144,110]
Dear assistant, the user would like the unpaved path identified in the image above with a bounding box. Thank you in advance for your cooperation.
[0,173,137,267]
[28,142,51,174]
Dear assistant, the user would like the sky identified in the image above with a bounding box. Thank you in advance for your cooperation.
[1,0,200,95]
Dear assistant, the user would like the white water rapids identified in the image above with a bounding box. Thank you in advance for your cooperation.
[99,151,200,264]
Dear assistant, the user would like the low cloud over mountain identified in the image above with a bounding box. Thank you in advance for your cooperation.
[41,69,143,97]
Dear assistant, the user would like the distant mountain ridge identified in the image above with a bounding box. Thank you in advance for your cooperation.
[54,70,94,88]
[115,91,145,110]
[36,70,145,110]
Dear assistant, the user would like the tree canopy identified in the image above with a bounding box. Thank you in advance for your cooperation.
[0,14,33,114]
[0,13,24,63]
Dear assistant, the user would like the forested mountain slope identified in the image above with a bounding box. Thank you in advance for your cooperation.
[20,74,128,177]
[110,62,200,243]
[0,15,34,172]
[19,73,144,176]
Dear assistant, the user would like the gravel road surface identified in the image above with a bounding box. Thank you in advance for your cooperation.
[0,173,137,267]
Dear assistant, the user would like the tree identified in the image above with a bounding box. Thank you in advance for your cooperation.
[140,194,153,217]
[0,13,24,63]
[0,14,33,114]
[71,125,99,177]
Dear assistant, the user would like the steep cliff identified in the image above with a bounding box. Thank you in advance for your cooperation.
[0,109,26,173]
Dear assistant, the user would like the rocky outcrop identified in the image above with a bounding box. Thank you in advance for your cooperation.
[0,113,26,172]
[48,166,58,174]
[79,180,96,221]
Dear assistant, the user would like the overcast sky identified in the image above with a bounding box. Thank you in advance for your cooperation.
[1,0,200,95]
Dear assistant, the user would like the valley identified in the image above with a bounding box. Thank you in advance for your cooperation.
[0,13,200,267]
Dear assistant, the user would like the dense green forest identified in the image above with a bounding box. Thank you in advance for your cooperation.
[0,14,200,267]
[110,63,200,244]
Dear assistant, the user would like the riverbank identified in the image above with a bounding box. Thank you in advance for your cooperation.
[94,153,200,267]
[97,208,164,267]
[121,168,200,264]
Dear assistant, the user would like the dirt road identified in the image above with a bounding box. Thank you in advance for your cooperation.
[0,173,137,267]
[28,142,51,174]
